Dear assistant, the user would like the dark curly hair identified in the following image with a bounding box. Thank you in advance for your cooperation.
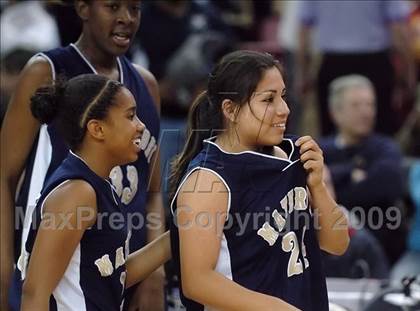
[30,74,123,150]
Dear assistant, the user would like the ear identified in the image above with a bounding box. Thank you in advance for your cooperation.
[75,0,90,22]
[221,99,239,123]
[86,119,106,141]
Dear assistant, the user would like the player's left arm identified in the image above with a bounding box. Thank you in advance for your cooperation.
[125,231,171,288]
[132,64,165,311]
[296,136,350,256]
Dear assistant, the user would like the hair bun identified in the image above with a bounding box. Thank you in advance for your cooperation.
[30,81,66,124]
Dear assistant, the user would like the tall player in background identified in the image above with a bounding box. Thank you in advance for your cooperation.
[0,1,165,310]
[21,74,171,311]
[169,51,350,310]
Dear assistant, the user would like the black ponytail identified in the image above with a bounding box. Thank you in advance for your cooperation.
[169,50,283,202]
[169,91,223,202]
[30,79,66,124]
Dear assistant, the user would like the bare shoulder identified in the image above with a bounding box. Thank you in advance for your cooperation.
[11,54,53,100]
[177,169,229,213]
[180,169,228,194]
[22,54,53,80]
[132,63,160,110]
[43,179,97,226]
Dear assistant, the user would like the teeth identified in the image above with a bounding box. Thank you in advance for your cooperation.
[133,138,141,147]
[272,123,285,128]
[114,33,129,39]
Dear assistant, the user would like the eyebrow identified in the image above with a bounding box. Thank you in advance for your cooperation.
[126,106,136,112]
[255,89,286,97]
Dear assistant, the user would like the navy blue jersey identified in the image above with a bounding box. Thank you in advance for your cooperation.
[18,151,129,310]
[14,43,159,263]
[10,44,159,310]
[170,136,328,311]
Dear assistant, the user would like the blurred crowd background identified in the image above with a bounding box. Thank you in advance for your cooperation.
[1,0,420,308]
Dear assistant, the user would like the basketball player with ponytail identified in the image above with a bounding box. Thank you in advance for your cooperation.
[169,50,350,310]
[20,74,170,311]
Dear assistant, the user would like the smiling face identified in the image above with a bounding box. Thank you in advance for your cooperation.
[233,67,290,149]
[102,87,145,165]
[83,0,141,56]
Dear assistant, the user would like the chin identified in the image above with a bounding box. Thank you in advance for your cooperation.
[105,44,128,57]
[272,135,284,146]
[130,154,139,163]
[121,154,138,165]
[355,128,372,138]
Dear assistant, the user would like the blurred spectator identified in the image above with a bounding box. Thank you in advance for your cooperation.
[391,85,420,285]
[397,85,420,157]
[297,0,414,136]
[390,161,420,285]
[322,167,389,279]
[0,1,8,14]
[135,0,231,83]
[210,0,254,41]
[134,3,234,309]
[323,219,390,279]
[409,1,420,82]
[320,75,406,265]
[276,0,301,134]
[134,0,233,200]
[0,48,34,125]
[210,0,273,42]
[0,0,60,57]
[46,0,82,46]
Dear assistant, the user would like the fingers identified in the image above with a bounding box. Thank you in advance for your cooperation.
[295,135,312,147]
[300,150,323,163]
[303,159,322,171]
[295,136,323,157]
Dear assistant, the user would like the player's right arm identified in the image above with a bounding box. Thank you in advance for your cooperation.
[176,170,300,311]
[21,180,97,311]
[0,56,52,310]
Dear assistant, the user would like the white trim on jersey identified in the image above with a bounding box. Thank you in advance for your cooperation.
[19,125,52,276]
[70,43,97,74]
[213,233,233,280]
[39,180,71,216]
[281,159,301,172]
[69,150,120,206]
[204,233,233,311]
[203,136,297,164]
[170,167,232,218]
[117,57,124,84]
[170,167,234,311]
[53,244,87,311]
[28,178,87,310]
[37,52,56,81]
[70,43,124,84]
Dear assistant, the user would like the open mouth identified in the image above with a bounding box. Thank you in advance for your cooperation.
[271,123,286,129]
[112,32,131,46]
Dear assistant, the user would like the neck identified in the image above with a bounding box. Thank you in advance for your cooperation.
[73,149,115,180]
[337,132,363,147]
[75,34,117,71]
[215,133,256,153]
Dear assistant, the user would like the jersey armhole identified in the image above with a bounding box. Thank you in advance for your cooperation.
[170,167,232,221]
[39,179,71,218]
[36,52,56,81]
